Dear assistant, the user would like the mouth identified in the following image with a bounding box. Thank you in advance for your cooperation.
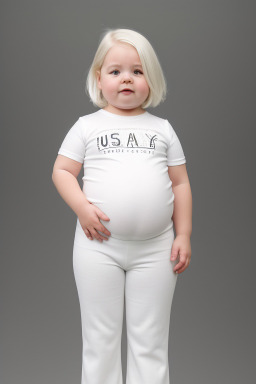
[120,89,134,93]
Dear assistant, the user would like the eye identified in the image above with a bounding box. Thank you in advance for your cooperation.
[134,69,143,74]
[110,70,119,75]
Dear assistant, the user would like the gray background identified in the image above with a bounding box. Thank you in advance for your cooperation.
[2,1,256,383]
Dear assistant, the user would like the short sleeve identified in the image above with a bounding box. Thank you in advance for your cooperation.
[57,118,86,163]
[165,120,186,166]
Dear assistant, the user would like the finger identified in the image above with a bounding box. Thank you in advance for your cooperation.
[84,228,93,240]
[96,231,109,241]
[96,209,110,222]
[176,265,187,274]
[93,212,111,239]
[173,257,186,273]
[170,247,179,261]
[175,258,190,274]
[90,228,105,243]
[97,225,111,239]
[93,226,110,241]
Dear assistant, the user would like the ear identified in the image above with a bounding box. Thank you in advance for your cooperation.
[96,70,102,90]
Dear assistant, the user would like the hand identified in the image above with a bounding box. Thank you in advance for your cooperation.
[170,234,191,274]
[78,202,111,242]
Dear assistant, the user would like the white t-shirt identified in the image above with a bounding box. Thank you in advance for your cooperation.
[58,109,186,240]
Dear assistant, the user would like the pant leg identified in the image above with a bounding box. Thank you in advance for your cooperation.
[125,229,178,384]
[73,225,127,384]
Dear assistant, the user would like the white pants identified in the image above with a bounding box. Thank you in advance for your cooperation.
[73,220,178,384]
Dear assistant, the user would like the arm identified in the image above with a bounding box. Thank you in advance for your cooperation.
[168,163,192,237]
[52,154,90,216]
[52,154,111,242]
[168,163,192,274]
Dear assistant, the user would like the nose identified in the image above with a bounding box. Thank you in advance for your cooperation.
[121,71,133,83]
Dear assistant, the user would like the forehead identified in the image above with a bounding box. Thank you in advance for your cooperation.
[102,43,142,67]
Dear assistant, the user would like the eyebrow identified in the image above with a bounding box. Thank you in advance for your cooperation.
[106,64,143,69]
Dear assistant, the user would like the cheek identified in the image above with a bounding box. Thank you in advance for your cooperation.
[101,79,117,94]
[139,81,150,95]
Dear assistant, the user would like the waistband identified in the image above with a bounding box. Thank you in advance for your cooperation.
[75,217,174,245]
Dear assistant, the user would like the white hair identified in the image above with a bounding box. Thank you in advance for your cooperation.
[85,28,167,108]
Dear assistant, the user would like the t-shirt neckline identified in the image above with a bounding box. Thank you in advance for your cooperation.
[98,109,149,120]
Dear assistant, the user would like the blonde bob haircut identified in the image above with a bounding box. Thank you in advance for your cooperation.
[85,28,167,109]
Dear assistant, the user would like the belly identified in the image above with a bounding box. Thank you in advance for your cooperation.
[83,166,174,240]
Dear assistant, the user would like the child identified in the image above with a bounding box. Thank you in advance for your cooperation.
[52,28,192,384]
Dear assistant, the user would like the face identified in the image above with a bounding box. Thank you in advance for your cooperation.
[96,43,150,116]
